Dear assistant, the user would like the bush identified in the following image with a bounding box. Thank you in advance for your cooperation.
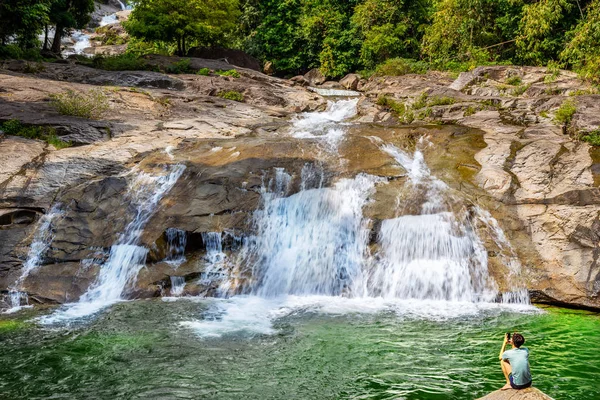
[49,89,110,119]
[0,45,43,61]
[376,96,414,123]
[580,130,600,146]
[93,54,149,71]
[0,120,71,149]
[197,68,210,76]
[511,84,530,96]
[374,58,429,76]
[218,90,244,102]
[215,69,241,78]
[506,76,522,86]
[427,96,455,106]
[554,100,576,124]
[166,58,193,74]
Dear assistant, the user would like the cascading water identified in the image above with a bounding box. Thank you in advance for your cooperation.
[178,99,532,337]
[40,165,185,324]
[243,170,380,297]
[165,228,187,267]
[3,205,63,314]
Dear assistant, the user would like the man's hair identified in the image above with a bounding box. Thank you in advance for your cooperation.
[512,333,525,347]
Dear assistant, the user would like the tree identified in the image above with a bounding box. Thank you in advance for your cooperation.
[351,0,432,69]
[49,0,95,54]
[125,0,240,56]
[0,0,50,49]
[422,0,523,66]
[561,0,600,82]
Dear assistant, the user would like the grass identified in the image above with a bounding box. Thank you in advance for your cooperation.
[512,84,530,96]
[197,68,210,76]
[554,100,576,124]
[218,90,244,102]
[376,96,414,124]
[1,120,72,149]
[539,111,549,118]
[427,96,456,106]
[166,58,193,74]
[216,69,241,78]
[49,89,110,120]
[464,105,478,117]
[580,130,600,146]
[506,76,522,86]
[93,53,149,71]
[412,92,429,110]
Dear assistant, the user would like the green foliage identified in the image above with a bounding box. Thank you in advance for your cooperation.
[166,58,193,74]
[95,25,127,45]
[125,0,240,56]
[0,0,50,50]
[506,76,522,86]
[412,92,429,110]
[516,0,574,65]
[422,0,523,67]
[49,89,110,120]
[561,0,600,84]
[554,100,576,124]
[92,54,149,71]
[464,105,477,117]
[511,83,530,96]
[580,130,600,146]
[48,0,95,53]
[376,95,414,123]
[216,69,241,78]
[197,68,210,76]
[218,90,244,102]
[374,58,429,76]
[0,119,71,149]
[427,96,456,106]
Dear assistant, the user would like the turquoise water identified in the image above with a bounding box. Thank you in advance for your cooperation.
[1,299,599,400]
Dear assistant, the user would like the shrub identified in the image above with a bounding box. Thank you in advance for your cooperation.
[427,96,455,106]
[166,58,193,74]
[554,100,576,124]
[412,92,429,110]
[376,96,414,123]
[49,89,110,119]
[580,130,600,146]
[512,84,530,96]
[216,69,241,78]
[464,105,477,117]
[197,68,210,76]
[218,90,244,102]
[93,54,148,71]
[0,120,71,149]
[506,76,522,86]
[374,58,429,76]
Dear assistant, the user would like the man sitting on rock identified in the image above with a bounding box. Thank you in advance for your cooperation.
[499,332,532,390]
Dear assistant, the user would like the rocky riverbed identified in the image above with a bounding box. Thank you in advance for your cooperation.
[0,58,598,311]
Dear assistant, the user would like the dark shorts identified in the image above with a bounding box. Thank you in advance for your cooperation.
[509,374,532,390]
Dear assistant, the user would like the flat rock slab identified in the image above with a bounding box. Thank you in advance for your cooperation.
[477,387,554,400]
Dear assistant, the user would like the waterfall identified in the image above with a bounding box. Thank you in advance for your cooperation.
[4,205,63,314]
[202,232,225,264]
[241,169,381,297]
[39,165,185,324]
[165,228,187,267]
[170,276,186,296]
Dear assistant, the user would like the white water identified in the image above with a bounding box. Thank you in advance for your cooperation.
[4,206,63,314]
[182,101,533,338]
[308,87,360,97]
[39,165,185,324]
[165,228,187,267]
[290,99,358,150]
[62,31,91,57]
[170,276,186,296]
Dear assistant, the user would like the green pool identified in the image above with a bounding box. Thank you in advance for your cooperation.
[1,298,598,400]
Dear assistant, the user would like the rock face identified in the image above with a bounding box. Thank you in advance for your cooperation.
[187,47,261,71]
[477,387,554,400]
[1,61,599,311]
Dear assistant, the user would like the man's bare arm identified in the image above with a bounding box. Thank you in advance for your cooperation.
[499,334,509,360]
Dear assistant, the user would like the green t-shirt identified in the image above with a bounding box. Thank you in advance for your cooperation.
[502,347,532,386]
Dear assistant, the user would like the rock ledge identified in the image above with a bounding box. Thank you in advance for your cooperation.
[477,387,554,400]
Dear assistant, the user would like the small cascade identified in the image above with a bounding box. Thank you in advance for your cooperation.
[40,165,185,324]
[165,228,187,267]
[308,87,360,97]
[243,169,381,297]
[290,99,358,150]
[4,205,63,313]
[170,276,186,296]
[202,232,225,264]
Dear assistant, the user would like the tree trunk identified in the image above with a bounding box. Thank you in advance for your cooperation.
[182,36,186,56]
[176,37,182,56]
[51,24,64,54]
[43,25,49,51]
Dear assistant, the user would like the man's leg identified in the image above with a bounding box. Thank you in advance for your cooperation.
[500,360,512,390]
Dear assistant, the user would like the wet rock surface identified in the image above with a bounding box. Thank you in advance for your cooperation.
[477,387,554,400]
[1,62,599,310]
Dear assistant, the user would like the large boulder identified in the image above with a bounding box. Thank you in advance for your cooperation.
[477,387,554,400]
[304,68,326,86]
[340,73,360,90]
